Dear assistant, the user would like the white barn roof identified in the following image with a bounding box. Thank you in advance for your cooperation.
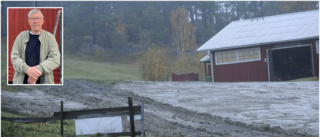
[197,10,319,52]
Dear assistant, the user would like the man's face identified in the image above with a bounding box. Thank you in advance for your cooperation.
[28,12,44,33]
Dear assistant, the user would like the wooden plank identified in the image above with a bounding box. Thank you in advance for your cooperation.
[1,116,57,123]
[107,131,142,137]
[53,106,141,119]
[3,106,142,123]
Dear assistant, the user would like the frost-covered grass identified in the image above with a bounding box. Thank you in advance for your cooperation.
[116,81,319,135]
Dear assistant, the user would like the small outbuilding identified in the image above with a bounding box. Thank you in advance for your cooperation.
[197,10,319,82]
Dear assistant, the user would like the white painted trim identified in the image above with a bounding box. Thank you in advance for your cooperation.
[266,49,271,82]
[210,52,214,83]
[270,44,311,50]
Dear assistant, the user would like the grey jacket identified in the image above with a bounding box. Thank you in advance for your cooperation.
[11,29,60,84]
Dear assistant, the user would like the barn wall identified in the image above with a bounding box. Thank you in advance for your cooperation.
[212,45,273,82]
[211,39,319,82]
[8,8,62,84]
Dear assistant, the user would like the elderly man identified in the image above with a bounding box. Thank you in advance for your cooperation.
[11,9,60,84]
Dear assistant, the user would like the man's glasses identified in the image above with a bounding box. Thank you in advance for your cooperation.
[28,17,43,21]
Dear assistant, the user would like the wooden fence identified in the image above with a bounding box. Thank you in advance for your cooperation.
[2,97,144,137]
[172,72,199,81]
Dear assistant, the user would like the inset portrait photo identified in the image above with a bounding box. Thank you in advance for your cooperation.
[7,7,63,85]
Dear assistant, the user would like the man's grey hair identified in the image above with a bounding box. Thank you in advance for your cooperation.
[28,9,43,19]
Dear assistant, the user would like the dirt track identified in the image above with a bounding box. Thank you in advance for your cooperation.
[1,79,318,137]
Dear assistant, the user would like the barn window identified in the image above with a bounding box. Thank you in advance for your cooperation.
[215,47,260,65]
[216,51,237,64]
[238,48,260,61]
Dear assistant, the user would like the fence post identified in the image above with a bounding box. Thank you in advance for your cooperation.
[60,101,64,137]
[141,101,144,137]
[128,97,135,137]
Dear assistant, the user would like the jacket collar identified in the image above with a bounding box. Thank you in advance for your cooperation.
[23,29,47,44]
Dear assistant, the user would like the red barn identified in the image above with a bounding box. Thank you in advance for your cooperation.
[7,8,62,84]
[197,10,319,82]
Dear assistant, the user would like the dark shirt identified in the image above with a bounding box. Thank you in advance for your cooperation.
[23,33,41,84]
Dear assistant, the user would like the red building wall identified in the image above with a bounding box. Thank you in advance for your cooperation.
[8,8,62,84]
[212,45,273,82]
[211,39,319,82]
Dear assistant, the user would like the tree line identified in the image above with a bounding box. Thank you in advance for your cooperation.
[1,1,318,81]
[2,1,318,54]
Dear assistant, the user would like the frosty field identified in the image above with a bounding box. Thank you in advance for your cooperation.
[115,81,319,135]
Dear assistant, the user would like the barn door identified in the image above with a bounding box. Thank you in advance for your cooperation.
[267,49,274,81]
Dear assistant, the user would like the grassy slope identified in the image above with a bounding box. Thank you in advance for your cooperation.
[64,55,142,82]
